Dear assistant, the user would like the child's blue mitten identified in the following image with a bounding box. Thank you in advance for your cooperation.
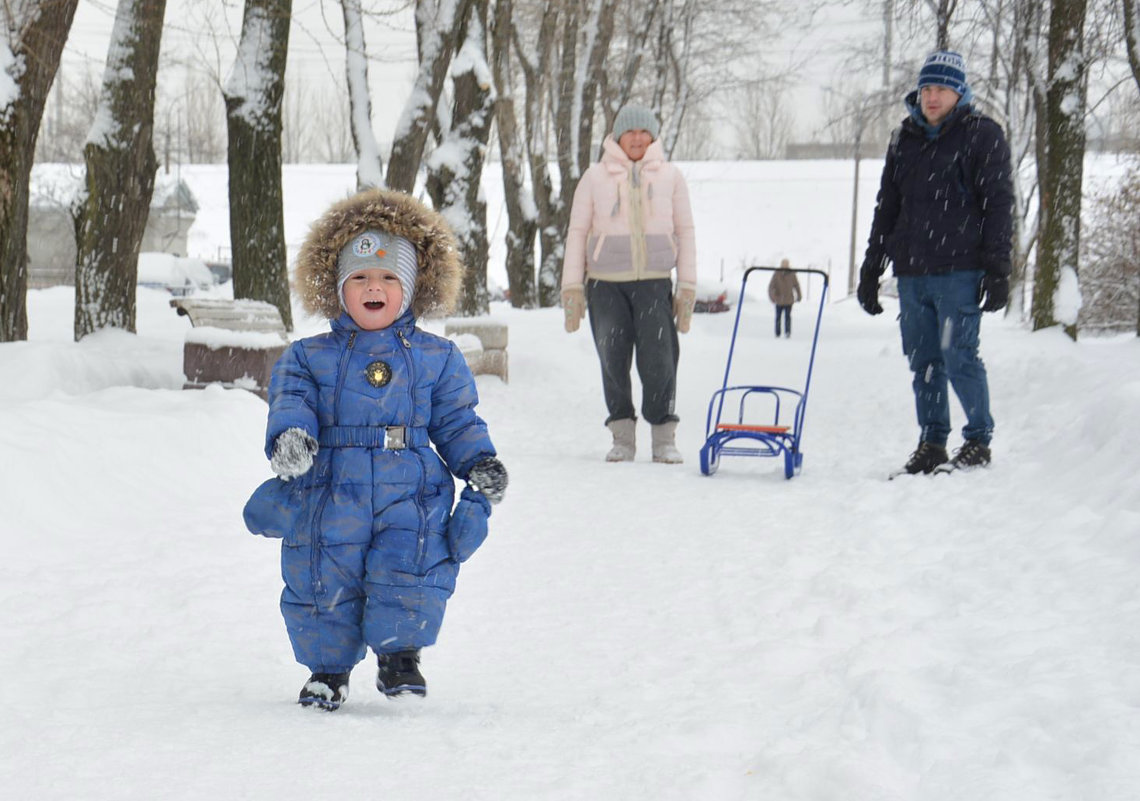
[447,487,491,563]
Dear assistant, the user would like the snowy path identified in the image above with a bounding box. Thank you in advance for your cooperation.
[2,288,1139,800]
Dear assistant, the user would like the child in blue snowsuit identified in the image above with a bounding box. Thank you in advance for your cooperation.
[244,188,507,710]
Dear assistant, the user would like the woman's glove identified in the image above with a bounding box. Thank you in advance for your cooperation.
[270,427,318,480]
[562,286,586,333]
[447,487,491,563]
[466,457,507,504]
[673,287,696,333]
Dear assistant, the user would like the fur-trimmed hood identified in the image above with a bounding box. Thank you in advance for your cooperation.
[295,189,464,320]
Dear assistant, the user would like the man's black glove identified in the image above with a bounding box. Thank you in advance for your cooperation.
[466,457,507,504]
[857,260,884,315]
[979,273,1009,313]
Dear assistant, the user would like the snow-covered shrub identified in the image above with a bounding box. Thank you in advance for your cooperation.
[1080,160,1140,336]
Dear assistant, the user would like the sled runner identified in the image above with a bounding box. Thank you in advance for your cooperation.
[699,265,829,479]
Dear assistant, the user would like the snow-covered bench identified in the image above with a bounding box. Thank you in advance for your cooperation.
[445,319,508,383]
[170,298,288,400]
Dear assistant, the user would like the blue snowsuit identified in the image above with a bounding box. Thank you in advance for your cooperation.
[244,311,495,674]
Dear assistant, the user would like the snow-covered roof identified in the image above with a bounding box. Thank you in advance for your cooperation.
[28,164,198,214]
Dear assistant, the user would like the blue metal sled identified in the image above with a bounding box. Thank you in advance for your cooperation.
[699,265,829,479]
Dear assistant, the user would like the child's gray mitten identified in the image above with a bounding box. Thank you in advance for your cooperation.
[466,457,507,504]
[270,427,318,480]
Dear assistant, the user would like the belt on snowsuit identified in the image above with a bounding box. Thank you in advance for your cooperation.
[317,425,428,450]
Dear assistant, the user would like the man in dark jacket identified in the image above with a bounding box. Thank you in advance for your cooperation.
[858,50,1013,476]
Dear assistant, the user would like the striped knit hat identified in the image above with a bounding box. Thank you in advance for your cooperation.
[336,229,418,318]
[917,50,968,95]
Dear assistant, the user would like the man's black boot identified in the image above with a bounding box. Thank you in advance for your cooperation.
[902,441,949,475]
[948,439,991,469]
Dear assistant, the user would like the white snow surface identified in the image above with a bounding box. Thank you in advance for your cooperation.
[3,163,1140,800]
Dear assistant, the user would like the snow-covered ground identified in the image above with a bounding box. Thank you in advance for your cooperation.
[2,160,1139,799]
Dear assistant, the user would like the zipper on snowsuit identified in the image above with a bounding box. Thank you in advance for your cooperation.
[394,326,429,571]
[310,330,357,599]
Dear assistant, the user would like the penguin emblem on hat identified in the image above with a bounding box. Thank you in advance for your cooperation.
[352,234,386,259]
[364,360,392,388]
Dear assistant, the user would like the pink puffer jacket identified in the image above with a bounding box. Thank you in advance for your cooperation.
[562,136,696,292]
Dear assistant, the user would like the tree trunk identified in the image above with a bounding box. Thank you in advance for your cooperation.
[1002,0,1047,318]
[552,0,616,299]
[1033,0,1087,339]
[223,0,293,331]
[426,0,493,317]
[514,3,563,307]
[925,0,958,48]
[490,0,537,308]
[603,0,661,127]
[0,0,80,342]
[74,0,167,340]
[387,0,470,193]
[1125,0,1140,336]
[1127,0,1140,94]
[553,0,581,232]
[576,0,617,170]
[342,0,384,190]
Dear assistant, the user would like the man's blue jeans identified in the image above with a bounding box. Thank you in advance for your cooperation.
[896,270,994,446]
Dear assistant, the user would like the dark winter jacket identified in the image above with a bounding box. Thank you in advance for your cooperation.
[863,91,1014,280]
[243,189,496,667]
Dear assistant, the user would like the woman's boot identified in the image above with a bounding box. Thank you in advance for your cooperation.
[605,419,636,462]
[651,421,683,464]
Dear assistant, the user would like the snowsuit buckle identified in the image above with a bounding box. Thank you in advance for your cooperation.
[383,426,407,450]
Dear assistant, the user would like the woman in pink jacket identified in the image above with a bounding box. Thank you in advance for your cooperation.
[561,104,697,464]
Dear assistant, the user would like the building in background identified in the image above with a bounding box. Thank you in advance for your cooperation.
[27,167,199,288]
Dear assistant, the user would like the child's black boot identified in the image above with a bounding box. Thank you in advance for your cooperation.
[377,650,427,698]
[298,672,350,710]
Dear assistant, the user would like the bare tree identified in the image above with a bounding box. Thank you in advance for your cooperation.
[74,0,168,340]
[490,0,537,307]
[1119,0,1140,334]
[731,77,794,159]
[312,82,355,163]
[224,0,293,330]
[342,0,384,188]
[508,2,559,307]
[1128,0,1140,96]
[0,0,80,341]
[182,72,225,163]
[553,0,617,224]
[387,0,470,192]
[426,0,495,316]
[280,65,311,162]
[926,0,959,48]
[36,69,101,163]
[966,0,1049,317]
[1033,0,1088,338]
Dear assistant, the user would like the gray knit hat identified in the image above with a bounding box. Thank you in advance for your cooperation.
[336,229,418,318]
[612,104,660,141]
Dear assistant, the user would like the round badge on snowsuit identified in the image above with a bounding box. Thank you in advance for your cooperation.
[365,360,392,387]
